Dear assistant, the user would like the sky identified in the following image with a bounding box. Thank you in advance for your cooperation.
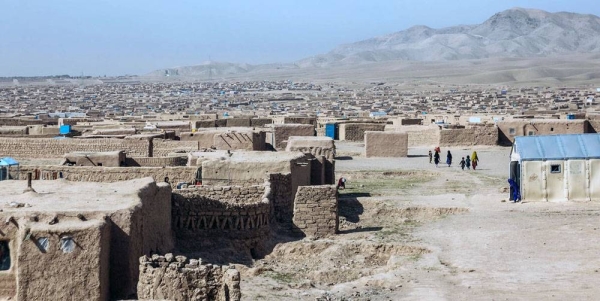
[1,0,599,77]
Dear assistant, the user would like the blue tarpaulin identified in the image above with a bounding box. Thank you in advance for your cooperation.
[0,157,19,166]
[513,134,600,161]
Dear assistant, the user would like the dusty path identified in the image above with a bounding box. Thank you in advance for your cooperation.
[241,143,600,300]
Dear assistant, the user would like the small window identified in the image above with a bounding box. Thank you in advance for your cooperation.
[0,241,10,270]
[60,237,75,253]
[550,127,554,132]
[551,164,561,173]
[97,163,102,166]
[528,131,535,136]
[509,128,516,135]
[36,237,49,253]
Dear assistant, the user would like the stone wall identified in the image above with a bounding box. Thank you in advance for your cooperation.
[171,184,271,250]
[0,137,150,159]
[10,166,198,189]
[339,123,386,142]
[138,254,241,301]
[364,131,408,157]
[438,125,499,147]
[152,139,200,157]
[292,185,338,238]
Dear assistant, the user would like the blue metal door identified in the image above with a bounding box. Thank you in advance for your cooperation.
[325,123,337,140]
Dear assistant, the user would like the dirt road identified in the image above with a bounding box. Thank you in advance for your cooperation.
[241,143,600,300]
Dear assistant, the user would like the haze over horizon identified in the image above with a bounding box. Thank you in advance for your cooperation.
[2,0,600,77]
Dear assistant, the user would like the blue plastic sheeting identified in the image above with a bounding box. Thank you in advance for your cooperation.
[0,157,19,166]
[514,134,600,161]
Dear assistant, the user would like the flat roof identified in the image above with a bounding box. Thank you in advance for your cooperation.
[514,134,600,161]
[0,177,157,213]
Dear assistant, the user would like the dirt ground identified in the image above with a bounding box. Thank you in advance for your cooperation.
[240,142,600,300]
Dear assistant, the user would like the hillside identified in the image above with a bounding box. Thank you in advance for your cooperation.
[147,8,600,84]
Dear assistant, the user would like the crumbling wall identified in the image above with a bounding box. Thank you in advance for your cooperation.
[285,137,335,185]
[338,123,386,142]
[292,185,338,238]
[152,139,199,157]
[364,131,408,157]
[0,137,150,159]
[172,184,271,250]
[11,166,198,189]
[138,254,241,301]
[438,125,498,146]
[269,173,293,227]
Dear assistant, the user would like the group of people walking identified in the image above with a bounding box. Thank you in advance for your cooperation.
[429,148,480,170]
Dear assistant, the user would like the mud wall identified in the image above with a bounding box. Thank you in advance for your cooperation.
[292,185,338,238]
[285,137,335,185]
[364,131,408,158]
[152,139,199,157]
[138,254,241,301]
[124,156,187,167]
[497,120,587,145]
[10,166,198,189]
[399,126,441,147]
[213,131,265,151]
[0,118,49,126]
[438,125,499,147]
[271,124,315,150]
[0,137,151,159]
[269,173,294,227]
[17,220,111,301]
[338,123,386,142]
[171,184,271,250]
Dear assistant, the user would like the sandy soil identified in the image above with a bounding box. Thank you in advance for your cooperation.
[239,142,600,300]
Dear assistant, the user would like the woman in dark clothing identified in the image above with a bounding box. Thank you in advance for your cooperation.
[446,151,453,167]
[434,151,440,167]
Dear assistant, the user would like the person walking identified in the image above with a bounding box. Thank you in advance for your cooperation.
[465,155,471,170]
[428,150,433,164]
[434,151,440,167]
[471,151,479,170]
[460,157,466,170]
[446,150,453,167]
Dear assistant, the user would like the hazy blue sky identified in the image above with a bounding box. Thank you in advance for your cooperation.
[1,0,598,76]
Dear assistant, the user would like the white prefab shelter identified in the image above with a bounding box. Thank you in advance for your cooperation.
[510,134,600,202]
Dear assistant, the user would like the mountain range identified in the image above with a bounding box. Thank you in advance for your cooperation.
[147,8,600,84]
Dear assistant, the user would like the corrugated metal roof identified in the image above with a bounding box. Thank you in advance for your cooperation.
[514,134,600,161]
